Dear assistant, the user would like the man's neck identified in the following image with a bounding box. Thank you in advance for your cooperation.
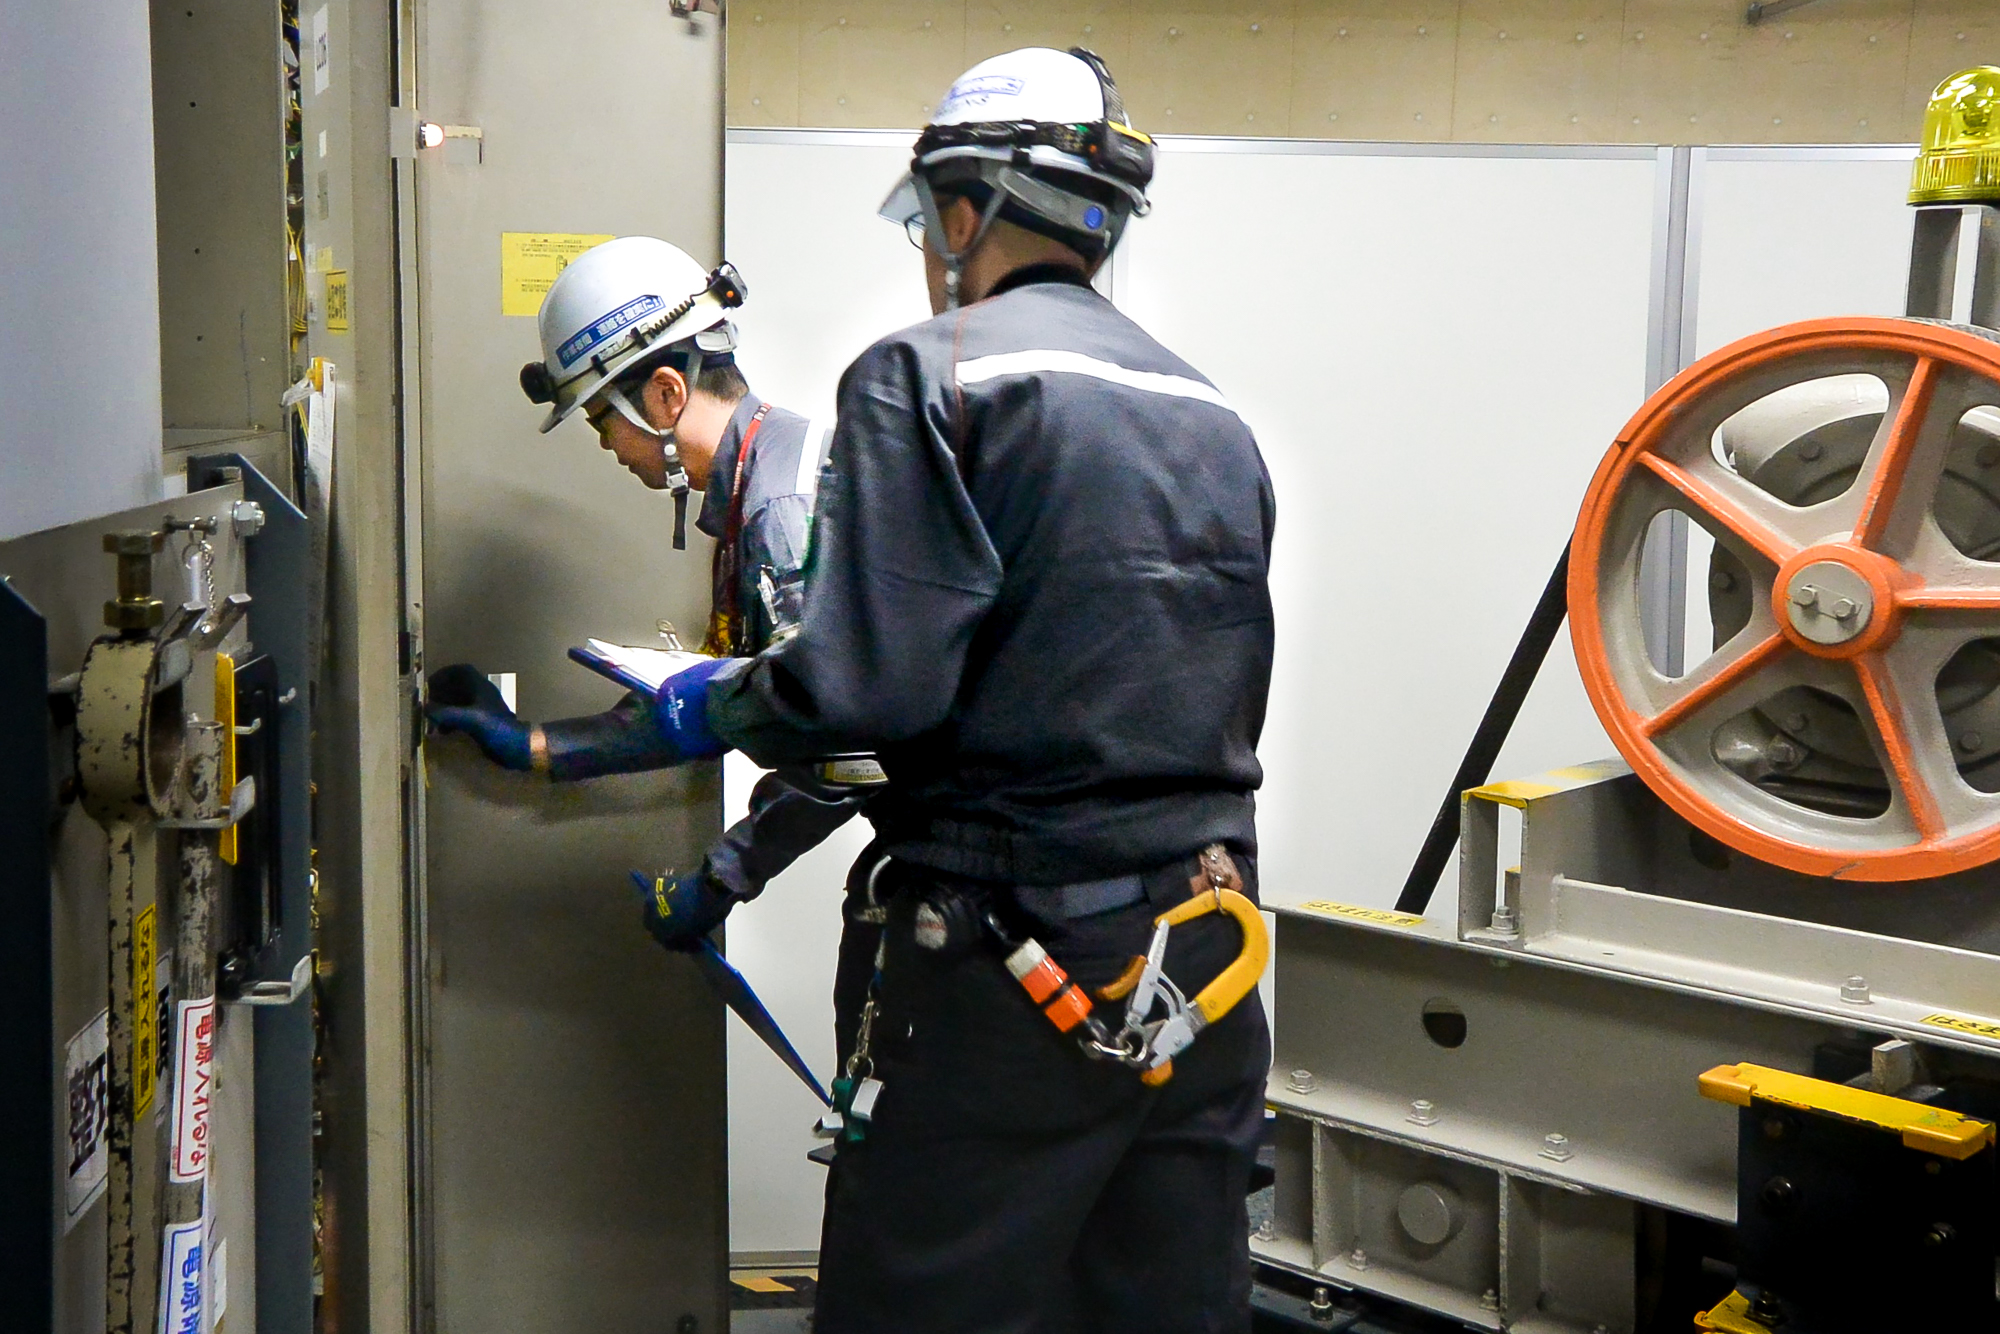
[673,391,740,492]
[980,262,1093,303]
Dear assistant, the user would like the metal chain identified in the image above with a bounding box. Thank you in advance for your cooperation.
[188,534,216,614]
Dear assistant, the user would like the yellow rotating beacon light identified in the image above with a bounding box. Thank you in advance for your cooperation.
[1910,66,2000,206]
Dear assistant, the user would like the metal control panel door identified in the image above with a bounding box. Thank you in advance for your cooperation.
[412,1,729,1329]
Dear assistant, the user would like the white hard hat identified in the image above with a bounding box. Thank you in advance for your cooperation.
[930,46,1108,126]
[878,47,1154,305]
[518,236,746,433]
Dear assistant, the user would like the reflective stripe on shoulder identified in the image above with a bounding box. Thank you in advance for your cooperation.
[954,349,1239,418]
[795,418,830,498]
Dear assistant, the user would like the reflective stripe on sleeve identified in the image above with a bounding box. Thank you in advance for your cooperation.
[795,418,830,498]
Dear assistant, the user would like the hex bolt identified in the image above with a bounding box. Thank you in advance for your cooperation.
[1841,976,1873,1004]
[230,498,266,538]
[102,528,166,633]
[1827,596,1858,620]
[1791,583,1820,608]
[1750,1292,1784,1324]
[1346,1246,1368,1270]
[1540,1132,1574,1161]
[1309,1287,1335,1322]
[1489,903,1519,936]
[1286,1068,1317,1094]
[1408,1099,1439,1126]
[1253,1217,1275,1242]
[1480,1288,1501,1311]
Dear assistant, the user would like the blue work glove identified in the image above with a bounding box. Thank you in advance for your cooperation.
[426,664,533,769]
[631,868,737,951]
[652,656,733,761]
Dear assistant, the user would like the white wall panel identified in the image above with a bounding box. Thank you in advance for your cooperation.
[0,0,163,539]
[726,132,931,419]
[1116,144,1655,917]
[1689,147,1918,357]
[721,131,926,1256]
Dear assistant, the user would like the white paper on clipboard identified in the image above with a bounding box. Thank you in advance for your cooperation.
[574,639,710,692]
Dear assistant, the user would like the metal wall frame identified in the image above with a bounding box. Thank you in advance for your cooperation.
[0,580,53,1332]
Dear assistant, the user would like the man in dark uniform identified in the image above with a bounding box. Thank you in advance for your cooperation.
[649,47,1278,1334]
[424,235,869,951]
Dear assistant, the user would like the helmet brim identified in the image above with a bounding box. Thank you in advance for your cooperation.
[878,173,922,227]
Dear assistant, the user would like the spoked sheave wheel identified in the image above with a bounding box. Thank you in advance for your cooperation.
[1573,317,2000,881]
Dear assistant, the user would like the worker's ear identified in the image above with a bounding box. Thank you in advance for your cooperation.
[643,364,690,426]
[939,194,986,254]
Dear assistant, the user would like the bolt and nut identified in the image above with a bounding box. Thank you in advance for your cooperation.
[1841,975,1873,1004]
[1408,1099,1439,1126]
[1540,1132,1574,1161]
[1286,1068,1317,1094]
[1309,1287,1335,1321]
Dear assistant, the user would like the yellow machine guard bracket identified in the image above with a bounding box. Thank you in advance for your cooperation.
[1693,1290,1768,1333]
[216,652,238,864]
[1698,1062,1996,1160]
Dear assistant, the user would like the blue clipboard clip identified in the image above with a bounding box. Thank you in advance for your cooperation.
[567,643,659,695]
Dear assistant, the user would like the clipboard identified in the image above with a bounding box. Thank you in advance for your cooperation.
[567,638,713,695]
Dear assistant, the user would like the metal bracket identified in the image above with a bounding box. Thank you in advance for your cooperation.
[160,776,257,831]
[225,952,313,1007]
[1746,0,1822,23]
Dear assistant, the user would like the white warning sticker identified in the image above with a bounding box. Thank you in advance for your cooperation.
[64,1008,110,1229]
[157,1212,206,1334]
[169,997,217,1183]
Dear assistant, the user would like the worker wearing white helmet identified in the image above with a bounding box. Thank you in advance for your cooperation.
[426,236,870,952]
[648,48,1277,1331]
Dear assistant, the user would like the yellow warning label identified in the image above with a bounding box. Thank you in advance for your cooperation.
[1298,900,1424,929]
[501,232,613,317]
[1923,1012,2000,1040]
[324,270,351,332]
[217,653,238,866]
[133,904,157,1117]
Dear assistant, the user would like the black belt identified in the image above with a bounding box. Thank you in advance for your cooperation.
[1011,874,1146,920]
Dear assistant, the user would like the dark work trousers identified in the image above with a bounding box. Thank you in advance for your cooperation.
[814,861,1271,1334]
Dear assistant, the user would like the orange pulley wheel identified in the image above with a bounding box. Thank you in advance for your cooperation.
[1572,316,2000,881]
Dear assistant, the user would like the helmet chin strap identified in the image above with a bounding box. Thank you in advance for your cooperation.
[603,355,700,549]
[915,173,1009,310]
